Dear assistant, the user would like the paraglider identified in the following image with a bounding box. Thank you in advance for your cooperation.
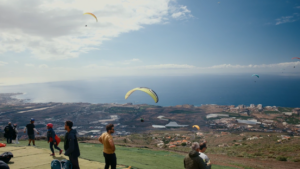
[83,12,98,22]
[85,25,87,27]
[140,118,144,122]
[125,87,159,103]
[193,125,200,130]
[252,74,259,83]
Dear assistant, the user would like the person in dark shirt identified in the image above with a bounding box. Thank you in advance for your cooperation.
[4,122,14,144]
[64,120,80,169]
[23,118,39,146]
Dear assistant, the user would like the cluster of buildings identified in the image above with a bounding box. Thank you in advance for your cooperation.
[207,104,300,135]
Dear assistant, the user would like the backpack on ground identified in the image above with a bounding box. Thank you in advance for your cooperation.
[51,159,62,169]
[0,152,13,163]
[61,159,72,169]
[51,159,72,169]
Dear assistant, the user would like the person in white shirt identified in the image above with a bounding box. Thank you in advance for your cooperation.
[13,124,19,144]
[199,142,211,169]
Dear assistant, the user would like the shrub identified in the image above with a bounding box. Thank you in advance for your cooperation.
[276,156,287,161]
[253,152,263,156]
[293,158,300,162]
[181,142,187,146]
[242,137,247,140]
[233,140,236,142]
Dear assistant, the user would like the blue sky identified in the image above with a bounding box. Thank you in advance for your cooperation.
[0,0,300,85]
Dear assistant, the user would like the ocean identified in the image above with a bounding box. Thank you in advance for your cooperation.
[0,74,300,107]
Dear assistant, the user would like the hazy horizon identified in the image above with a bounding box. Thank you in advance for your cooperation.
[1,75,299,107]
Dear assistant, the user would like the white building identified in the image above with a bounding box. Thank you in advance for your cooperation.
[257,104,263,110]
[250,104,255,108]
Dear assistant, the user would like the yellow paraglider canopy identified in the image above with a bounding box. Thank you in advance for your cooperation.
[193,125,200,130]
[125,87,159,103]
[83,12,98,22]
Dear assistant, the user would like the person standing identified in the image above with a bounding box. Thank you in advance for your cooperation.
[13,124,19,144]
[64,121,80,169]
[4,122,13,144]
[184,142,206,169]
[98,124,116,169]
[47,123,62,156]
[24,118,39,146]
[199,142,211,169]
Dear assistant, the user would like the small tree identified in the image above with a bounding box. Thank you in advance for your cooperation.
[181,142,187,146]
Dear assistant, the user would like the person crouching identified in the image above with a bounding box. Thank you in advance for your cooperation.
[47,123,62,156]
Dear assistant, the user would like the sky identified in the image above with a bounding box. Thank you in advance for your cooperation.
[0,0,300,85]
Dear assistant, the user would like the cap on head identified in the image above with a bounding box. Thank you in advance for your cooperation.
[31,118,35,122]
[47,123,53,128]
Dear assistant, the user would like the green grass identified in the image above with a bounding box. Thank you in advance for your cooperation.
[278,107,294,112]
[6,141,237,169]
[285,117,300,124]
[168,110,197,114]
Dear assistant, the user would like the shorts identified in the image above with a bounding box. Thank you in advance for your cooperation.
[28,134,35,140]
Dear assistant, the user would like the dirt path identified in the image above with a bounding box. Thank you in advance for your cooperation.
[0,146,127,169]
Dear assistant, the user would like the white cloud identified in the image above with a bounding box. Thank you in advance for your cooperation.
[25,63,35,67]
[296,6,300,9]
[171,6,192,19]
[0,0,191,60]
[0,61,8,66]
[275,13,300,25]
[2,61,300,85]
[121,58,142,65]
[39,64,48,68]
[140,64,195,69]
[206,61,300,69]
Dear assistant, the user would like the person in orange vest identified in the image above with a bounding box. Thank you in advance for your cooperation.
[47,123,62,156]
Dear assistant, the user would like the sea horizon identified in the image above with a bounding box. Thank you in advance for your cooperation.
[1,74,300,108]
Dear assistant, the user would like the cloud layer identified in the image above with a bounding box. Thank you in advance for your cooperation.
[275,13,300,25]
[0,0,190,60]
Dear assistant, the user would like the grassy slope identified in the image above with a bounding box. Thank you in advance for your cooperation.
[6,141,237,169]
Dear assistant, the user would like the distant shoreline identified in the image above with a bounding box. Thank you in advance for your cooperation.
[1,92,297,108]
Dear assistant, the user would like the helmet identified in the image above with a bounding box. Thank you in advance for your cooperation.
[31,118,35,121]
[47,123,53,128]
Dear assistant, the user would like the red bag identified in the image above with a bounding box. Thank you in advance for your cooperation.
[0,143,6,147]
[49,135,61,146]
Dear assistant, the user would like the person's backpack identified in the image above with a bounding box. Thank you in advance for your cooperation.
[61,159,72,169]
[4,126,9,133]
[4,126,9,138]
[51,159,62,169]
[0,152,13,163]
